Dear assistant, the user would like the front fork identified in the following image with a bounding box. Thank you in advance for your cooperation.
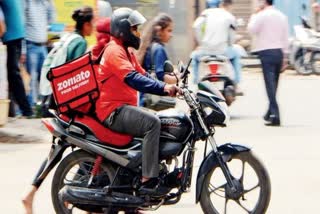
[195,108,237,192]
[207,136,237,192]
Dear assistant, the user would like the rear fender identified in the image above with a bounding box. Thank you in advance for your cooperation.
[195,143,250,203]
[32,140,70,187]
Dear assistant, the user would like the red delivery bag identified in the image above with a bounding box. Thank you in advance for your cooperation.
[47,52,99,114]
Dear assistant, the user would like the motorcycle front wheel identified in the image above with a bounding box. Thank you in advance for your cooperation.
[200,151,271,214]
[51,149,116,214]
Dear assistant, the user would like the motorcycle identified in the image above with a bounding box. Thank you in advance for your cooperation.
[34,59,271,213]
[198,55,239,106]
[289,16,320,75]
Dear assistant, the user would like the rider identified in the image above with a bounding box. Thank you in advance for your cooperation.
[191,0,242,93]
[95,8,180,194]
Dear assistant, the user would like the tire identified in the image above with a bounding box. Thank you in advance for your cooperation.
[311,52,320,75]
[51,149,116,214]
[294,56,313,75]
[200,151,271,214]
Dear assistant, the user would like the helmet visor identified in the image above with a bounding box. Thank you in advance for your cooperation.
[127,10,146,26]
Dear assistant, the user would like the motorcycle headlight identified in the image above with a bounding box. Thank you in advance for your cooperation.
[218,101,230,125]
[203,101,230,127]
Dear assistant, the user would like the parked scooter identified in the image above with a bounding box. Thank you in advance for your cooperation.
[34,60,271,214]
[289,16,320,75]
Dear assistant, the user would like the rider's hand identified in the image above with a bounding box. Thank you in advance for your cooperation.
[20,54,26,65]
[164,84,182,97]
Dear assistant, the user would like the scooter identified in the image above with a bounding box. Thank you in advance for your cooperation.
[289,16,320,75]
[198,55,239,106]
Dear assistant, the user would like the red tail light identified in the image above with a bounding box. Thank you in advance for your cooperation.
[209,64,219,75]
[42,119,55,133]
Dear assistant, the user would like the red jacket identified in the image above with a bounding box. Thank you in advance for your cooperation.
[95,37,146,122]
[92,18,111,60]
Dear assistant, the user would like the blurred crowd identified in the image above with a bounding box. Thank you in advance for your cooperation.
[0,0,296,127]
[0,0,112,118]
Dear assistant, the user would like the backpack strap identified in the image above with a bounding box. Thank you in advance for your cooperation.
[150,42,157,74]
[62,33,82,49]
[94,45,107,65]
[92,45,110,84]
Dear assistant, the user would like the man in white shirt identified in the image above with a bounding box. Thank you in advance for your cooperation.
[190,0,242,88]
[247,0,289,126]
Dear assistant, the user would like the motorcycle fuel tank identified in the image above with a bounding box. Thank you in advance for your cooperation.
[157,109,193,143]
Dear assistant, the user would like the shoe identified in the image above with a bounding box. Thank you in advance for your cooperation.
[235,85,244,96]
[235,89,244,96]
[138,178,170,197]
[263,112,270,121]
[20,114,36,119]
[264,115,280,126]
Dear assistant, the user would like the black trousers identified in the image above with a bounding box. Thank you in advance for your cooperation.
[103,105,161,178]
[258,49,283,118]
[6,39,32,116]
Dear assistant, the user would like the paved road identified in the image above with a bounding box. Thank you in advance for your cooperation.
[1,70,320,214]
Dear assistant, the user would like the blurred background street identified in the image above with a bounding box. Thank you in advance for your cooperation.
[1,0,320,213]
[1,69,320,213]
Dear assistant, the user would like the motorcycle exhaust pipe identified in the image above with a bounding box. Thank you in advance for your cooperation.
[59,185,145,208]
[65,135,130,167]
[49,118,130,167]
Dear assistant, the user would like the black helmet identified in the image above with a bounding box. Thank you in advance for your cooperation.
[111,8,146,49]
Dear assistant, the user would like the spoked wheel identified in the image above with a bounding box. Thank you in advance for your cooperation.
[200,151,271,214]
[311,52,320,75]
[294,56,313,75]
[51,150,116,214]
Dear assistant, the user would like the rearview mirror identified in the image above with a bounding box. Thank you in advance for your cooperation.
[163,60,174,73]
[177,61,185,73]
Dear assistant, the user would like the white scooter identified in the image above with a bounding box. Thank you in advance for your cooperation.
[289,16,320,75]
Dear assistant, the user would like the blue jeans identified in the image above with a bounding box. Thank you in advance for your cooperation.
[225,46,242,85]
[26,41,47,106]
[190,46,242,84]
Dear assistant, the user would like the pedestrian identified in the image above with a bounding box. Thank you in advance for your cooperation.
[24,0,55,107]
[0,0,33,117]
[137,13,179,107]
[22,6,94,213]
[91,17,111,60]
[190,0,242,94]
[39,5,95,117]
[0,6,5,37]
[97,0,112,18]
[247,0,289,126]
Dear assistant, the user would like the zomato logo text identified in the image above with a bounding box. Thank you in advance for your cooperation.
[57,70,90,94]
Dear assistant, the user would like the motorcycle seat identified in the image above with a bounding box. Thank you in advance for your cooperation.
[200,74,231,82]
[58,114,133,147]
[302,43,320,51]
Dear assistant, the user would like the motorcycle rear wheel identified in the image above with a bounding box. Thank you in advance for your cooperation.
[51,149,116,214]
[294,56,313,75]
[200,151,271,214]
[311,52,320,75]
